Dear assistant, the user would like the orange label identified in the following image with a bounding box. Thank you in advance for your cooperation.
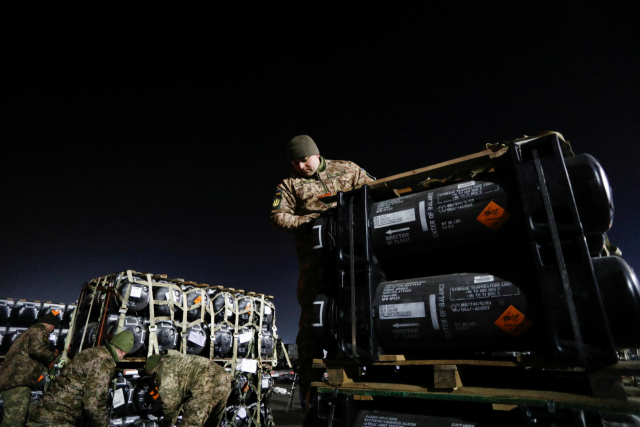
[477,201,511,231]
[495,305,533,337]
[52,310,60,316]
[194,296,202,304]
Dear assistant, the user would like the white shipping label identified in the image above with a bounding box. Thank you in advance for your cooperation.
[113,388,125,408]
[474,275,494,284]
[239,359,257,373]
[264,306,272,314]
[130,286,142,298]
[379,302,426,320]
[458,181,476,189]
[237,407,247,418]
[188,331,206,346]
[262,378,270,388]
[373,208,416,229]
[239,332,252,343]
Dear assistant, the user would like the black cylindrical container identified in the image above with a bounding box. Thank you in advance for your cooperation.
[214,324,233,358]
[70,322,99,356]
[153,285,183,317]
[110,375,134,416]
[0,299,15,326]
[593,256,640,349]
[12,301,42,326]
[368,154,613,265]
[185,322,209,355]
[133,376,162,415]
[230,373,253,403]
[118,280,150,313]
[237,295,253,325]
[184,288,209,321]
[260,328,274,358]
[371,257,640,354]
[236,326,253,358]
[259,371,274,400]
[212,291,236,323]
[253,299,274,329]
[107,317,147,354]
[153,320,178,351]
[373,273,532,353]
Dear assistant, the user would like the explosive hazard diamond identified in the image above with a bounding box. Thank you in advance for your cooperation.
[477,201,511,231]
[495,305,533,338]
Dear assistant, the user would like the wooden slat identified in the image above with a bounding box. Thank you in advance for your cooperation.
[312,382,640,414]
[319,147,508,204]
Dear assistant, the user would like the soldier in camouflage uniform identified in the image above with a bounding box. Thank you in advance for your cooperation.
[145,350,232,427]
[270,135,374,406]
[0,312,59,427]
[27,330,134,427]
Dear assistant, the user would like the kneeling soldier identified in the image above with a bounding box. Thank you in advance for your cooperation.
[0,312,59,427]
[145,350,233,427]
[27,330,134,427]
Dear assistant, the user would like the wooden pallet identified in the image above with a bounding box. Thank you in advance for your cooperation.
[311,381,640,415]
[313,358,640,402]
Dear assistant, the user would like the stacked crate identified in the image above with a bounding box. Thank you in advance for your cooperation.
[60,270,284,427]
[304,133,640,426]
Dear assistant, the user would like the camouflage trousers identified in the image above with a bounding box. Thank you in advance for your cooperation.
[0,386,31,427]
[295,259,326,393]
[172,365,232,427]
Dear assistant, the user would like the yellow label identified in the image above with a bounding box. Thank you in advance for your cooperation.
[495,305,533,338]
[194,296,202,304]
[477,201,511,231]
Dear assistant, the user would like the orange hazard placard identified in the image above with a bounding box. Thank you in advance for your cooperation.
[477,201,511,231]
[194,296,202,304]
[495,305,533,338]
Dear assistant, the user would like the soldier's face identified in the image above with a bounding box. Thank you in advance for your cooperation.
[292,154,320,177]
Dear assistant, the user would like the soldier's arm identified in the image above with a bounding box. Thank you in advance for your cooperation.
[270,183,318,233]
[352,162,375,186]
[28,329,56,365]
[82,360,113,427]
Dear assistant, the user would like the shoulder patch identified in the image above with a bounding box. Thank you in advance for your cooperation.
[272,189,282,209]
[43,333,49,344]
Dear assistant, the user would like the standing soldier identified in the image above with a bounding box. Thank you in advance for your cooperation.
[270,135,374,409]
[144,350,232,427]
[0,312,59,427]
[27,330,134,427]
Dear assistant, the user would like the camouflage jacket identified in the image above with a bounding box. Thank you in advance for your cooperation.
[271,157,374,255]
[29,345,117,427]
[155,350,232,422]
[0,323,55,391]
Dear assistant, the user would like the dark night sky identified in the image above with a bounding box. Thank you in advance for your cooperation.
[2,5,639,343]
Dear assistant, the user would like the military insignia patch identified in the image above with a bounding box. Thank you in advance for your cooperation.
[43,333,49,343]
[272,190,282,209]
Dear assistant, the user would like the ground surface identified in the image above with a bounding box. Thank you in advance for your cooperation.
[269,380,305,427]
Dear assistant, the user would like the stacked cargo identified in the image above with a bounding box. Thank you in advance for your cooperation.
[0,298,71,355]
[60,271,283,426]
[305,133,640,426]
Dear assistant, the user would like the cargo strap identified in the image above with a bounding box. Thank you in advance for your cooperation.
[116,270,134,334]
[147,274,159,357]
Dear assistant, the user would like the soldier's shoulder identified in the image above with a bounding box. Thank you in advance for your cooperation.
[325,159,360,172]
